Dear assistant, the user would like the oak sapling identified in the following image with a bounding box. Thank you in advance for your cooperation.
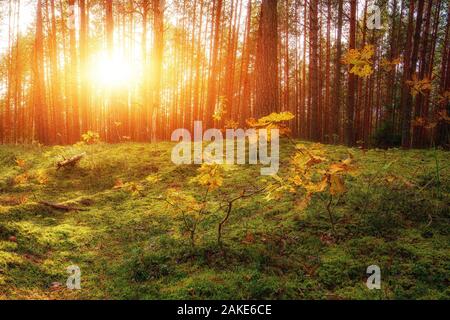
[265,143,357,239]
[161,163,265,249]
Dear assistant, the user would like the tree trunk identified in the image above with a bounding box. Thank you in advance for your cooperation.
[400,0,424,148]
[345,0,357,147]
[333,0,343,143]
[205,0,223,128]
[33,0,49,144]
[254,0,279,118]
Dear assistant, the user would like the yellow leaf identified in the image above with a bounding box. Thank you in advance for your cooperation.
[35,170,49,185]
[146,174,161,183]
[192,163,224,190]
[343,44,375,78]
[296,193,312,210]
[82,131,100,144]
[225,120,239,129]
[329,174,346,195]
[292,175,303,186]
[213,112,223,121]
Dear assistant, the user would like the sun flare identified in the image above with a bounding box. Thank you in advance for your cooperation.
[89,53,137,88]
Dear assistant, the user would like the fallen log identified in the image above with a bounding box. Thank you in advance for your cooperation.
[56,153,86,170]
[38,201,88,212]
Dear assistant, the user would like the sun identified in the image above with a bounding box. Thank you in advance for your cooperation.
[89,52,136,88]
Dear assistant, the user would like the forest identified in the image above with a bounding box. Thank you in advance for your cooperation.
[0,0,449,300]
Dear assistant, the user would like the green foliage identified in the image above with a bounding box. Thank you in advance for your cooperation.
[371,120,401,148]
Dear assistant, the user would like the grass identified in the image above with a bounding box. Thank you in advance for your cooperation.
[0,140,448,300]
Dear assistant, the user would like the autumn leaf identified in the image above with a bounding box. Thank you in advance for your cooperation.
[437,109,450,122]
[342,45,374,78]
[125,182,144,196]
[412,117,426,127]
[306,155,327,168]
[329,174,346,195]
[113,179,124,189]
[406,74,432,97]
[82,131,100,144]
[242,232,255,244]
[35,170,49,185]
[437,91,450,105]
[15,158,26,168]
[246,112,295,141]
[213,111,223,121]
[257,112,295,125]
[192,163,224,191]
[380,57,401,72]
[224,120,239,129]
[14,173,29,185]
[425,122,437,130]
[213,98,227,121]
[291,175,303,186]
[296,193,312,210]
[146,174,161,183]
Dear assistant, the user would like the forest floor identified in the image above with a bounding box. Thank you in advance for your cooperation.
[0,141,449,299]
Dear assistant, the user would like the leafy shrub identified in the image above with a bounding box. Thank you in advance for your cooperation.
[371,120,401,148]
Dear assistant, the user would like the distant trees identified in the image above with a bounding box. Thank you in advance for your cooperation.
[0,0,448,148]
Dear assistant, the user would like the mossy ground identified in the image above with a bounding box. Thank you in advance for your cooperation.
[0,141,448,299]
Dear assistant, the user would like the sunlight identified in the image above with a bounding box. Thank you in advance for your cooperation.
[89,52,137,88]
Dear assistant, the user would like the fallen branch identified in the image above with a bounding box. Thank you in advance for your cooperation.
[38,201,88,212]
[56,153,86,170]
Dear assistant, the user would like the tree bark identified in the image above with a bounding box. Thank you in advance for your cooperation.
[254,0,279,118]
[345,0,357,147]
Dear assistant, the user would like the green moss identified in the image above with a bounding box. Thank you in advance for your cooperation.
[0,142,448,299]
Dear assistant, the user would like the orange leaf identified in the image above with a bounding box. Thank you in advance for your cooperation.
[113,179,124,189]
[243,232,255,244]
[15,159,26,168]
[329,174,346,195]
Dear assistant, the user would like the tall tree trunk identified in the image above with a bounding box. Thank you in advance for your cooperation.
[205,0,223,128]
[401,0,424,148]
[435,1,450,146]
[325,0,331,142]
[309,0,319,140]
[48,0,64,144]
[345,0,357,146]
[254,0,279,118]
[413,0,433,147]
[69,0,80,142]
[333,0,343,143]
[152,0,164,140]
[385,0,399,125]
[105,0,114,141]
[79,0,89,135]
[33,0,49,144]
